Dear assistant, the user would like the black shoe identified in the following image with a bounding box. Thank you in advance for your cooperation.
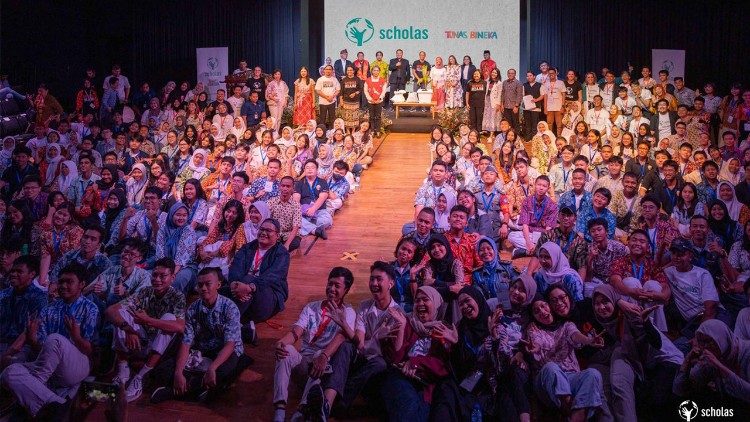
[511,248,527,259]
[150,386,174,404]
[314,227,328,240]
[306,384,328,422]
[241,322,258,346]
[36,400,69,421]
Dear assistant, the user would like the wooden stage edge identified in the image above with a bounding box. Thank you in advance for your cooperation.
[121,133,431,422]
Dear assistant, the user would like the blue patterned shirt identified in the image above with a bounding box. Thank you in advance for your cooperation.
[0,285,48,342]
[183,295,243,356]
[557,190,592,214]
[49,250,113,285]
[327,176,350,201]
[88,266,152,309]
[248,177,281,201]
[575,204,617,241]
[696,180,718,206]
[38,296,99,343]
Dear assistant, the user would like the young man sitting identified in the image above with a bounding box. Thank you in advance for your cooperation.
[584,218,628,297]
[593,155,624,196]
[0,256,47,368]
[575,187,616,241]
[273,267,356,422]
[547,145,575,199]
[84,238,151,313]
[294,159,333,240]
[557,168,592,214]
[150,267,243,404]
[105,257,186,402]
[326,160,351,214]
[0,263,98,419]
[508,175,558,258]
[526,206,588,280]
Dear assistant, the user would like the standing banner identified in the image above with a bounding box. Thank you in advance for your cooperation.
[652,49,685,81]
[197,47,228,99]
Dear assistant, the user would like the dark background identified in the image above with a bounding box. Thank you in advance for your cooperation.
[2,0,748,109]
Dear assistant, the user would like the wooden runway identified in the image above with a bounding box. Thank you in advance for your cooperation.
[123,133,431,421]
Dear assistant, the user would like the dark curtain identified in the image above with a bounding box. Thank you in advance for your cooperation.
[1,0,309,109]
[526,0,750,92]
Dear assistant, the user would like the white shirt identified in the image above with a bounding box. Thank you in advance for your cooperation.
[315,76,341,106]
[657,113,672,141]
[227,96,244,118]
[585,107,611,133]
[541,80,566,112]
[103,74,131,101]
[665,265,719,320]
[355,298,401,359]
[294,300,356,357]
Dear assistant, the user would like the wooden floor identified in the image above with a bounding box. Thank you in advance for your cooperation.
[121,133,432,421]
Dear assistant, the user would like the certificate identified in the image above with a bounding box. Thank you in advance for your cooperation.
[523,95,536,110]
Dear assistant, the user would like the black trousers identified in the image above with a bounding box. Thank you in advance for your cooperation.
[503,107,520,130]
[369,102,383,133]
[219,283,281,324]
[152,348,240,399]
[523,110,541,139]
[469,104,484,131]
[319,103,336,130]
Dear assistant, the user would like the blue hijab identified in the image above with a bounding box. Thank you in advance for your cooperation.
[164,201,189,258]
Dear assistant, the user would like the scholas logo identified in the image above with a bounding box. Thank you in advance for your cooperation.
[345,18,375,46]
[345,18,428,45]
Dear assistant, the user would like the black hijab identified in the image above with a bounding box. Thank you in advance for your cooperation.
[103,188,127,243]
[426,234,458,284]
[707,199,738,250]
[96,164,120,190]
[457,286,491,346]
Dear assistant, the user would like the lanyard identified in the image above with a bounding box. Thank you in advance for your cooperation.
[307,178,319,197]
[557,231,575,254]
[310,308,332,344]
[260,147,267,165]
[15,166,29,186]
[639,161,647,177]
[463,334,481,356]
[665,187,677,208]
[252,249,263,273]
[217,178,229,200]
[394,265,409,301]
[52,230,64,255]
[533,197,547,222]
[648,226,658,256]
[143,214,153,243]
[431,185,443,202]
[481,192,495,213]
[520,183,529,197]
[562,167,571,187]
[631,261,645,280]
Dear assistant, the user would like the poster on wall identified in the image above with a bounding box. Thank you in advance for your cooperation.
[652,49,685,81]
[197,47,228,99]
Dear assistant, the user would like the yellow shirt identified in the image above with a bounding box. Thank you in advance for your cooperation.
[371,59,388,79]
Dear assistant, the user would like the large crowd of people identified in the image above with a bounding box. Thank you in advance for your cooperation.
[0,46,749,422]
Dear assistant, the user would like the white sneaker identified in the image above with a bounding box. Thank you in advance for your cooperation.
[125,375,143,402]
[273,408,286,422]
[112,364,130,386]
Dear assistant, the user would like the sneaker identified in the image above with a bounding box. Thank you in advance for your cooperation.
[273,407,286,422]
[511,248,527,260]
[314,227,328,240]
[241,321,258,345]
[125,375,143,402]
[306,384,328,422]
[112,364,130,386]
[289,410,305,422]
[150,386,174,404]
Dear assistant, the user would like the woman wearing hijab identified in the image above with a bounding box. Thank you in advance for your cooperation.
[125,163,149,206]
[156,202,197,293]
[592,285,683,421]
[229,201,270,255]
[381,285,450,422]
[707,199,744,253]
[533,242,585,302]
[719,157,745,185]
[717,181,750,227]
[431,286,507,421]
[312,124,328,158]
[100,188,128,253]
[674,319,750,408]
[41,144,64,189]
[275,126,296,152]
[315,143,336,181]
[198,199,245,277]
[0,199,33,255]
[432,191,457,233]
[175,148,210,192]
[0,136,15,175]
[530,121,558,174]
[525,297,611,421]
[409,234,464,323]
[52,160,78,195]
[472,236,519,310]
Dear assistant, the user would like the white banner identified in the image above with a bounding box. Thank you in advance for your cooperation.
[652,49,685,81]
[196,47,228,99]
[324,0,519,77]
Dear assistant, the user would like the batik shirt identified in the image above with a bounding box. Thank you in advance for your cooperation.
[518,196,558,232]
[120,286,186,337]
[537,228,588,271]
[587,240,629,281]
[0,285,48,342]
[183,294,243,356]
[38,296,99,343]
[248,177,281,201]
[414,182,456,209]
[49,250,112,285]
[575,204,617,241]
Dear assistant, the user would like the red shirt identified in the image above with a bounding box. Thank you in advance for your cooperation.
[365,77,386,102]
[444,231,482,284]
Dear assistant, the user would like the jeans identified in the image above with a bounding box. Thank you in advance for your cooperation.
[534,362,611,420]
[0,87,26,102]
[666,301,733,354]
[1,334,90,417]
[220,282,280,324]
[339,348,387,409]
[299,209,333,236]
[381,368,431,422]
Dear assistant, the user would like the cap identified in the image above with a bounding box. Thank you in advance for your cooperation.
[669,238,692,253]
[483,165,498,175]
[559,206,576,215]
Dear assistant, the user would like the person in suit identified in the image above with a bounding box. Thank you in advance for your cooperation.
[334,49,353,80]
[460,55,477,93]
[649,99,678,143]
[388,49,410,108]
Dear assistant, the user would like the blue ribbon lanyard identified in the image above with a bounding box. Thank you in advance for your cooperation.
[481,192,495,213]
[143,214,153,243]
[562,168,571,188]
[557,231,575,254]
[533,197,547,222]
[463,334,481,356]
[631,261,645,280]
[648,227,658,256]
[52,230,64,255]
[308,178,319,198]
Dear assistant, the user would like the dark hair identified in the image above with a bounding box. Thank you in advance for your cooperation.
[607,155,623,165]
[623,171,639,182]
[640,194,660,209]
[232,171,250,184]
[371,260,397,281]
[593,187,612,203]
[449,204,470,216]
[83,224,106,242]
[662,159,679,171]
[418,207,436,219]
[219,199,245,235]
[394,237,420,260]
[59,262,88,283]
[303,158,319,169]
[702,160,719,172]
[535,175,551,184]
[145,186,163,199]
[119,237,148,257]
[587,217,608,232]
[280,175,295,184]
[333,160,349,172]
[220,156,236,166]
[12,254,39,275]
[183,178,207,201]
[197,266,225,283]
[329,266,354,290]
[154,257,176,273]
[22,174,42,186]
[630,229,649,239]
[12,145,32,157]
[431,159,447,170]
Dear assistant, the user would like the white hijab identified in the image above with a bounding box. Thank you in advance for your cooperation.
[45,144,64,186]
[188,148,211,179]
[57,160,78,193]
[718,181,743,220]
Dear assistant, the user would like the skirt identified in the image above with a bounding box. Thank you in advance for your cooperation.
[341,101,360,129]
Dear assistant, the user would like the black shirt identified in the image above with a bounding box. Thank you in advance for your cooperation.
[1,164,39,201]
[294,177,329,205]
[340,77,362,104]
[523,82,543,110]
[564,80,582,102]
[247,77,267,97]
[467,80,487,106]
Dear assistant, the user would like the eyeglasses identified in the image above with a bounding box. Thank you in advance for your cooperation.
[549,294,568,305]
[258,227,278,234]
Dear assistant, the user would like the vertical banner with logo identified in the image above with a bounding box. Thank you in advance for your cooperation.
[652,49,685,81]
[197,47,228,99]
